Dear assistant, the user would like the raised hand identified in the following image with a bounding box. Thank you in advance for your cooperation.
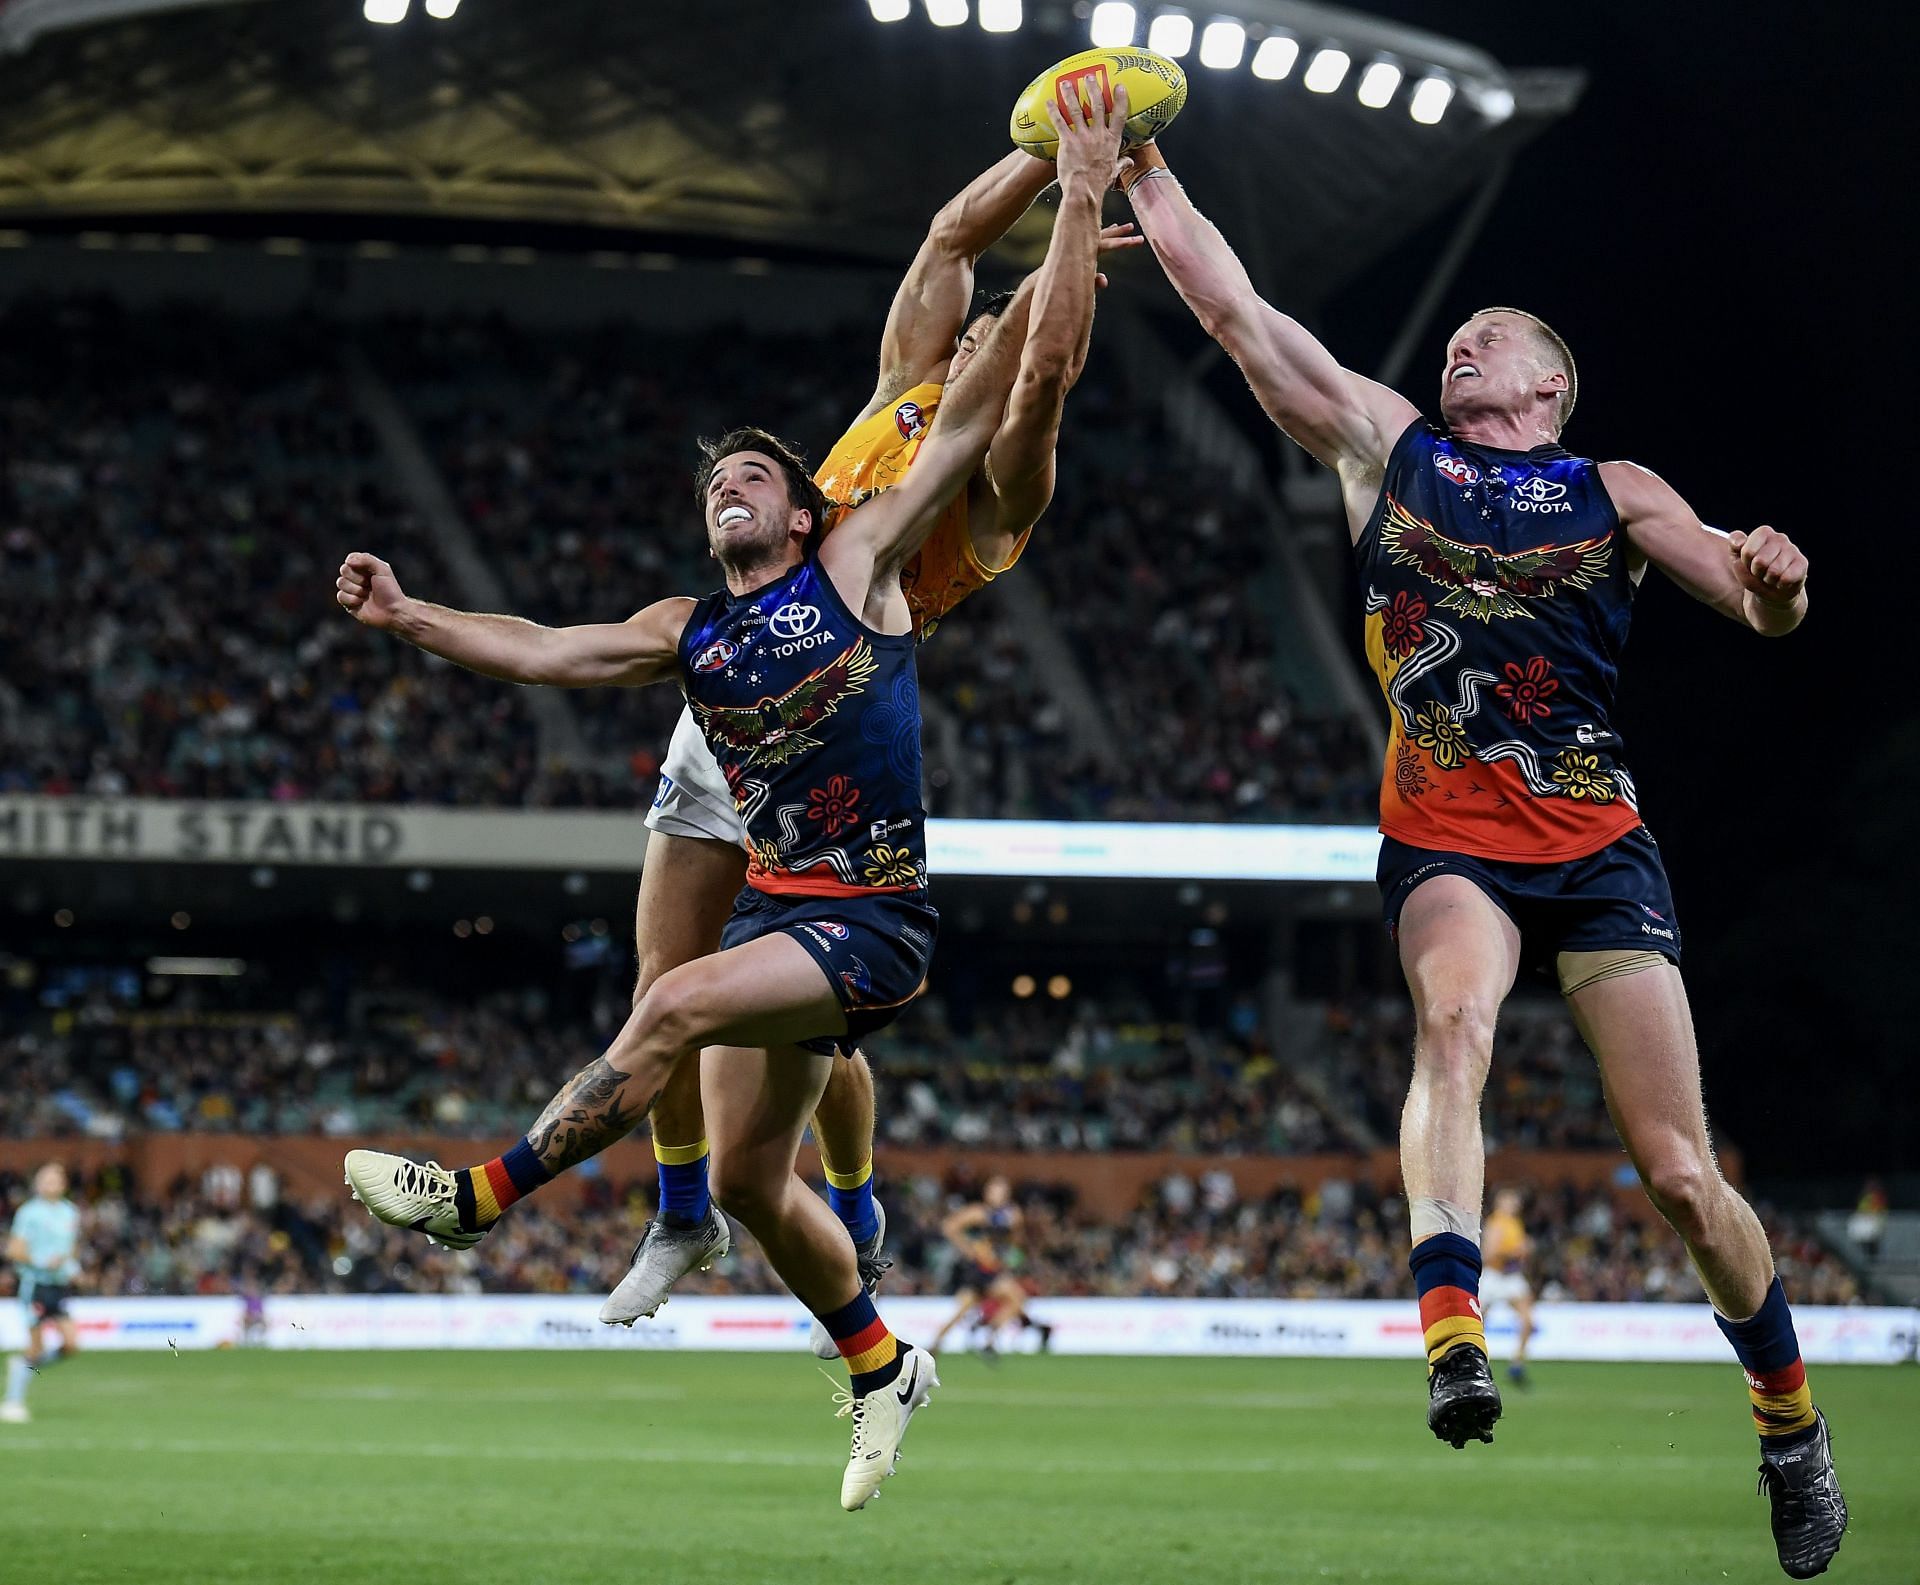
[1055,80,1129,193]
[336,551,410,629]
[1726,525,1808,606]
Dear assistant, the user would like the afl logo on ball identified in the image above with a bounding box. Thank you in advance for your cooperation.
[692,639,737,673]
[1434,453,1479,486]
[769,603,821,639]
[894,400,928,440]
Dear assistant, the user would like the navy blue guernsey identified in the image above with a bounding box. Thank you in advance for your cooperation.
[679,556,928,898]
[1356,419,1644,864]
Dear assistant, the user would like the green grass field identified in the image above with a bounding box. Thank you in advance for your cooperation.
[0,1352,1913,1583]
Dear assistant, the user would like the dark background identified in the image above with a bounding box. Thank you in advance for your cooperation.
[1311,1,1916,1177]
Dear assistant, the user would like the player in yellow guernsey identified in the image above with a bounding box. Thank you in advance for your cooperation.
[603,111,1140,1334]
[1479,1189,1536,1387]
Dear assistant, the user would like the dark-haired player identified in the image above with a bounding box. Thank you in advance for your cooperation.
[616,127,1139,1348]
[337,88,1129,1511]
[1124,140,1844,1577]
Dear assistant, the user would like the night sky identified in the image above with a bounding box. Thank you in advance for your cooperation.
[1313,2,1917,1176]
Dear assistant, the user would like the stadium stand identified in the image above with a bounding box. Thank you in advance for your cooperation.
[2,292,1376,820]
[2,1163,1855,1309]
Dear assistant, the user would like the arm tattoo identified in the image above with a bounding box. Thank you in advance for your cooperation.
[526,1056,649,1173]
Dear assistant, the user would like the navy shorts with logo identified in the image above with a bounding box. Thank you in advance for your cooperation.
[26,1282,74,1321]
[721,885,939,1055]
[1377,824,1681,977]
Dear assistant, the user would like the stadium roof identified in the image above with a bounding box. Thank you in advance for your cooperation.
[0,0,1581,305]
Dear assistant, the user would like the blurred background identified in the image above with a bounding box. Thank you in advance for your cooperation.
[0,0,1913,1323]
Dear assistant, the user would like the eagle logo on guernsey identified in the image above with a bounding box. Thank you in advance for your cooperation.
[691,638,737,673]
[692,640,878,769]
[1379,495,1611,624]
[1434,453,1480,486]
[894,400,928,441]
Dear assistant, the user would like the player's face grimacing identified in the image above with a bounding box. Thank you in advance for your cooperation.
[703,451,812,562]
[947,312,996,384]
[1437,313,1565,431]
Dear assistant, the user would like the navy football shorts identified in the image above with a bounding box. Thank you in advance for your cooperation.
[720,885,939,1055]
[1377,824,1681,978]
[27,1283,74,1321]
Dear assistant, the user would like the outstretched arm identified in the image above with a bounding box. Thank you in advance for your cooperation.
[1601,463,1808,637]
[1122,143,1416,480]
[864,150,1060,421]
[976,85,1127,555]
[336,552,692,686]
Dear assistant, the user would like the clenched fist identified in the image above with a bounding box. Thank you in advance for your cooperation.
[1726,525,1808,606]
[336,552,409,629]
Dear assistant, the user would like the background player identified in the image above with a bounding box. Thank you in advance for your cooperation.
[613,117,1140,1341]
[927,1175,1051,1359]
[1480,1188,1535,1386]
[1121,139,1845,1577]
[3,1163,83,1425]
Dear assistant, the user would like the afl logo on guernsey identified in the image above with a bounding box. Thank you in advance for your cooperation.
[894,400,928,440]
[692,639,738,673]
[1511,476,1572,513]
[1434,453,1479,486]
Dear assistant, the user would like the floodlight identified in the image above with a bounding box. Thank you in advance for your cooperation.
[1250,36,1298,79]
[1357,60,1401,108]
[1409,75,1454,124]
[1303,47,1350,94]
[1198,19,1244,70]
[979,0,1020,30]
[1146,11,1193,58]
[1089,1,1135,46]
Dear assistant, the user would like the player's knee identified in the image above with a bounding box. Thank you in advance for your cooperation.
[1640,1154,1720,1237]
[630,972,711,1057]
[708,1162,779,1227]
[1413,995,1497,1075]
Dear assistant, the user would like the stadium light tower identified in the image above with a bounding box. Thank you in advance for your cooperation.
[1088,1,1135,46]
[1197,19,1245,71]
[1146,10,1192,58]
[1356,60,1402,108]
[1250,35,1299,80]
[363,0,408,21]
[1303,46,1351,93]
[868,0,911,19]
[979,0,1021,31]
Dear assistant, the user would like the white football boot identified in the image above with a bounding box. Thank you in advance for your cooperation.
[836,1343,938,1511]
[0,1401,29,1424]
[598,1204,732,1326]
[342,1150,488,1251]
[810,1198,890,1360]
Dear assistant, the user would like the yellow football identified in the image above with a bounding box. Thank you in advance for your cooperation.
[1009,46,1187,160]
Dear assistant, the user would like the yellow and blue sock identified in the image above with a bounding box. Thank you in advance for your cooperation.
[818,1290,902,1395]
[452,1137,551,1232]
[654,1137,712,1228]
[822,1155,879,1246]
[1716,1275,1818,1442]
[1410,1232,1486,1373]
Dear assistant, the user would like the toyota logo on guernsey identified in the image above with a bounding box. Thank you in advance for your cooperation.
[1510,476,1573,513]
[767,602,835,658]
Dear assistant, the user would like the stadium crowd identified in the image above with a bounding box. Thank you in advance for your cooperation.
[1,291,1374,820]
[0,1161,1859,1310]
[6,985,1607,1160]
